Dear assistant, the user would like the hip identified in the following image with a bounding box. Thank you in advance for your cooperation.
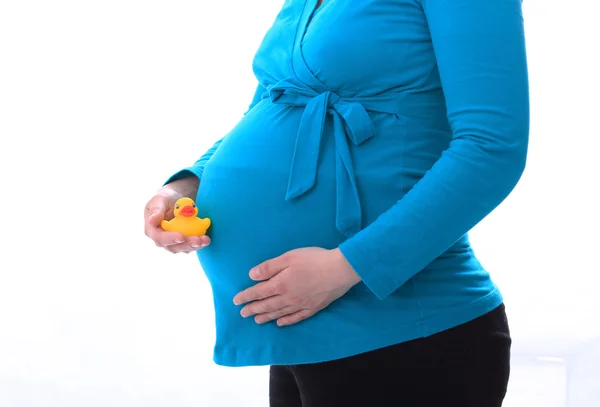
[270,303,511,406]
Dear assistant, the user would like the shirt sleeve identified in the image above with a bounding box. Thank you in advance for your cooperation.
[163,82,267,184]
[338,0,530,300]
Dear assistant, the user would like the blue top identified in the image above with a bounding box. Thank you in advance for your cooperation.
[166,0,529,367]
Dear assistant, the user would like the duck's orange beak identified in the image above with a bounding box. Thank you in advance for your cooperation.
[179,205,195,217]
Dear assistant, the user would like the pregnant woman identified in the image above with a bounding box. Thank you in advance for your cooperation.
[144,0,529,406]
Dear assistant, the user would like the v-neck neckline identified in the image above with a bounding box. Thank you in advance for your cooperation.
[305,0,325,32]
[291,0,330,92]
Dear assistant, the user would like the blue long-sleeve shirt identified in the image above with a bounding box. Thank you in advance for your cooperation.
[166,0,529,366]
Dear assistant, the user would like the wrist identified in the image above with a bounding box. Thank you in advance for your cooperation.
[161,176,199,198]
[331,247,362,286]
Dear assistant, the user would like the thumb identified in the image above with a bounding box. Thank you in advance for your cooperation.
[250,254,289,281]
[146,202,167,227]
[147,211,164,227]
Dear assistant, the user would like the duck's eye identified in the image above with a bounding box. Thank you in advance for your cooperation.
[175,204,180,209]
[192,204,196,208]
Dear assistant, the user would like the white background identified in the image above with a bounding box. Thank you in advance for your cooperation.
[1,0,599,406]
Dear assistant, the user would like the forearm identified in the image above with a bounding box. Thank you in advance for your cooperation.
[340,136,527,299]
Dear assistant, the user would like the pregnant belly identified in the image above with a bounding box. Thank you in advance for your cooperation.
[194,102,343,294]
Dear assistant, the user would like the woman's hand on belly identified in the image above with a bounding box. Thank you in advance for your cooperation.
[232,247,362,326]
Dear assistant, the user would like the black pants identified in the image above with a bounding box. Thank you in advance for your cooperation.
[269,303,511,407]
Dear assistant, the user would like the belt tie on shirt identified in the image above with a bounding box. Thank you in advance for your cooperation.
[267,78,398,238]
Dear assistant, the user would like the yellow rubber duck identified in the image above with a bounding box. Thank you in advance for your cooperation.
[160,197,211,237]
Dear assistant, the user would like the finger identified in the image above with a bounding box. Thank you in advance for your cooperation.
[240,295,287,318]
[233,280,281,306]
[187,235,211,248]
[147,210,165,228]
[254,306,299,325]
[150,229,186,247]
[144,202,174,243]
[149,229,210,250]
[164,238,210,254]
[277,309,316,327]
[145,195,167,223]
[165,244,194,254]
[249,252,292,281]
